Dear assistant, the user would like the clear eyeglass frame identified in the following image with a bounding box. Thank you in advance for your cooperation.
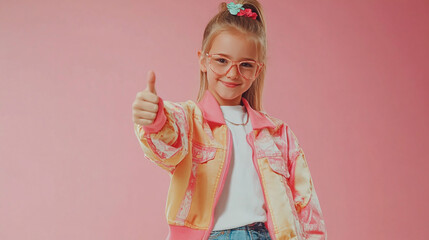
[205,53,264,81]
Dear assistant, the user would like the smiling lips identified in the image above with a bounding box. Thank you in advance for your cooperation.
[221,80,240,88]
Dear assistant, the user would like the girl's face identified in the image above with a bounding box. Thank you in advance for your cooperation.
[199,30,259,106]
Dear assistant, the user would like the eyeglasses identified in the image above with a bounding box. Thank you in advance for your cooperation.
[205,53,264,81]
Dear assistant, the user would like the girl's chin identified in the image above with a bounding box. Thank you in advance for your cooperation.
[217,93,242,104]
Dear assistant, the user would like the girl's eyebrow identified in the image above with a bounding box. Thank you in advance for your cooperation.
[215,53,256,61]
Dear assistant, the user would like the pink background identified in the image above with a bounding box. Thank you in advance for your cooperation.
[1,0,428,239]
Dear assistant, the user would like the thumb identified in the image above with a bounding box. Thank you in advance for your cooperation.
[145,70,157,95]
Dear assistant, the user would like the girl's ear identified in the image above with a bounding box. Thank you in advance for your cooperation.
[198,50,207,73]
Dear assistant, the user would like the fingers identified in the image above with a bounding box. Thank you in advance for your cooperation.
[135,118,155,126]
[132,101,159,125]
[136,90,159,104]
[133,110,158,125]
[145,70,157,95]
[133,100,159,113]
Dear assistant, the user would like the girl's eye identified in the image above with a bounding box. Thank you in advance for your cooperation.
[240,62,255,68]
[214,58,228,64]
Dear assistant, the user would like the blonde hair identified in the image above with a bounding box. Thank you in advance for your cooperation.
[196,0,267,111]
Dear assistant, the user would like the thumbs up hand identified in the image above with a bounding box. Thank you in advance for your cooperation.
[132,70,160,126]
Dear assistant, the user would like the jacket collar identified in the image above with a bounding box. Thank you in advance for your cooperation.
[196,90,275,130]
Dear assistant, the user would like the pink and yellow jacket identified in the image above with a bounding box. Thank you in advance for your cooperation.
[134,90,327,240]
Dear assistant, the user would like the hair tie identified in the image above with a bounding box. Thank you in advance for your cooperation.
[227,2,258,20]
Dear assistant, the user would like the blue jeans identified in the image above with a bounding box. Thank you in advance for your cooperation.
[208,222,272,240]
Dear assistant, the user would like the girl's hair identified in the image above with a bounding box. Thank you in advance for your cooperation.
[196,0,267,111]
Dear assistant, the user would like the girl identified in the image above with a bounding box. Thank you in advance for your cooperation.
[132,1,327,239]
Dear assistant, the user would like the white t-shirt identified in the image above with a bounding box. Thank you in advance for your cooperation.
[212,105,267,231]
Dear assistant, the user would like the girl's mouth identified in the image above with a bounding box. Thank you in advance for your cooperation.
[221,81,240,88]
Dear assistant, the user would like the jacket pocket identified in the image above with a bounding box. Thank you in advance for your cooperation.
[192,141,217,164]
[254,129,290,179]
[266,155,290,179]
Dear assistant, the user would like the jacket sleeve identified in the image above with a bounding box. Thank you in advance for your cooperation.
[286,126,327,239]
[134,97,190,174]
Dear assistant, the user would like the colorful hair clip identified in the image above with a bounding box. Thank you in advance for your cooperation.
[227,2,258,20]
[227,2,245,15]
[237,8,258,20]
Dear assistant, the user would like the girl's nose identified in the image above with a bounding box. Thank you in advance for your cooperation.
[226,64,239,79]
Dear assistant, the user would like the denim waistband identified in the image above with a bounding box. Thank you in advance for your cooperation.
[212,222,267,232]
